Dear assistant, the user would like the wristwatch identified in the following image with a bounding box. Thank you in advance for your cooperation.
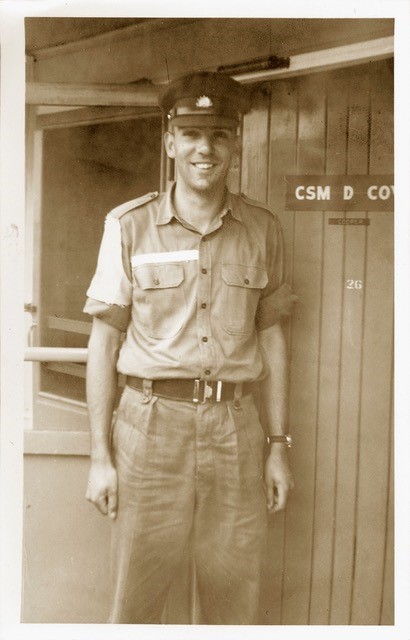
[266,434,292,448]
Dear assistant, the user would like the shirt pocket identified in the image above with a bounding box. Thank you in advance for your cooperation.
[221,263,268,336]
[132,263,186,339]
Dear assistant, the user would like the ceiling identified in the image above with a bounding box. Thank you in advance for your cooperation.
[25,17,148,51]
[25,17,394,56]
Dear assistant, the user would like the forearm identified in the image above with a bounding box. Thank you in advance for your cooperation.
[258,322,288,439]
[86,318,122,463]
[258,322,293,511]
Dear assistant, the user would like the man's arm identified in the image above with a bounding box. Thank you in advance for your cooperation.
[85,317,122,519]
[258,322,294,513]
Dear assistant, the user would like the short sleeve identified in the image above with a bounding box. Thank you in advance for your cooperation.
[83,213,132,331]
[83,298,131,332]
[255,214,298,331]
[86,214,132,306]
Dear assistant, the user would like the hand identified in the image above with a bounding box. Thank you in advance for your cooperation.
[264,447,294,513]
[86,459,118,519]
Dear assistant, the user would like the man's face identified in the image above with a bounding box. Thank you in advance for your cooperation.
[164,126,237,194]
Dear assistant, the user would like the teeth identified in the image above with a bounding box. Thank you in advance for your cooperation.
[195,163,213,169]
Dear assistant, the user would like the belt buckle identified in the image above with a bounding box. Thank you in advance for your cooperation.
[193,379,222,404]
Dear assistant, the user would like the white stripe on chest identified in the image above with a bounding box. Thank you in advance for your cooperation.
[131,250,199,267]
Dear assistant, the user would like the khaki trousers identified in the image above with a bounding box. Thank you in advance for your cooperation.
[109,384,268,624]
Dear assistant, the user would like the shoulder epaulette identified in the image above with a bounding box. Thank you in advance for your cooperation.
[239,192,276,216]
[109,191,159,219]
[240,192,268,209]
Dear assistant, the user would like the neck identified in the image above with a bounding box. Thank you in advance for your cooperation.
[172,182,227,233]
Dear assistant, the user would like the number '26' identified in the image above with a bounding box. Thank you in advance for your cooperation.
[346,279,363,290]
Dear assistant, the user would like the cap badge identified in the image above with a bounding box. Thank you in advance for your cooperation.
[196,95,213,108]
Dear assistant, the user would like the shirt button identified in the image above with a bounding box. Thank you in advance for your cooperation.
[153,278,160,285]
[244,278,250,285]
[201,268,208,274]
[202,336,208,343]
[201,303,207,309]
[204,369,211,375]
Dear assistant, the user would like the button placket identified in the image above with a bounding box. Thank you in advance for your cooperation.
[197,236,214,373]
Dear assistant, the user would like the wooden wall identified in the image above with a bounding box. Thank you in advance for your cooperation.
[241,59,394,625]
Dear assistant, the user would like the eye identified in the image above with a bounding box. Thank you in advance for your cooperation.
[213,129,231,141]
[182,129,200,138]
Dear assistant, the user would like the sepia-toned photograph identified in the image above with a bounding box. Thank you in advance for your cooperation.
[1,3,409,637]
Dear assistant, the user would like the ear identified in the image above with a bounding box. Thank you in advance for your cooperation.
[163,131,176,159]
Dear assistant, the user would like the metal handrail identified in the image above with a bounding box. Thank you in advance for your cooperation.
[24,347,87,362]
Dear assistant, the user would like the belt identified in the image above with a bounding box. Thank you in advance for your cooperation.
[126,376,254,404]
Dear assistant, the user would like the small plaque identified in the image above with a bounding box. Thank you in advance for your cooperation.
[328,218,370,226]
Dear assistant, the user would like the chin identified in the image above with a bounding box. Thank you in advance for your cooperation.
[193,181,214,191]
[192,176,227,192]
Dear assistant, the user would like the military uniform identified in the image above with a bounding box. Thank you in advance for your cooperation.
[84,72,294,624]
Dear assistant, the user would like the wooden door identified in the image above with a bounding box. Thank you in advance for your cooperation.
[241,59,394,625]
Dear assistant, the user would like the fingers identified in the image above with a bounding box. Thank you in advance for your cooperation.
[107,485,118,520]
[266,482,275,511]
[86,489,108,515]
[96,495,109,516]
[86,485,116,518]
[267,475,295,513]
[272,483,287,513]
[85,464,118,518]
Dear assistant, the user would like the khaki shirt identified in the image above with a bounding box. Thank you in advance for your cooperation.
[84,185,288,382]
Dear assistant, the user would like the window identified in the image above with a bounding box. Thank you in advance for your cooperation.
[29,111,162,426]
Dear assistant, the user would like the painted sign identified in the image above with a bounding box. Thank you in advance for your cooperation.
[285,175,394,211]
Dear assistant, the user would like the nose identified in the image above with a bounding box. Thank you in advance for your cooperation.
[197,133,213,154]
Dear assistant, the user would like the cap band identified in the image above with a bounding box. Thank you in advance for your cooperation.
[168,114,239,128]
[168,96,240,128]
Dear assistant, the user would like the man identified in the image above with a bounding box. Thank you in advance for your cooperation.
[84,72,297,625]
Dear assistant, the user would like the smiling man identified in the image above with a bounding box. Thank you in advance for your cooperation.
[83,72,297,625]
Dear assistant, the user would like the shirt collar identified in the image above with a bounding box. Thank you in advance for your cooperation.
[155,184,176,225]
[155,183,243,226]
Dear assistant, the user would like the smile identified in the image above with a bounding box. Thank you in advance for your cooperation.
[193,163,215,170]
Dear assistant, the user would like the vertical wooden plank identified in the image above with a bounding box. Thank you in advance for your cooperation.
[226,124,241,194]
[267,79,297,280]
[350,59,394,624]
[380,374,394,625]
[330,66,370,624]
[309,71,349,624]
[241,89,269,200]
[260,78,298,625]
[281,73,326,625]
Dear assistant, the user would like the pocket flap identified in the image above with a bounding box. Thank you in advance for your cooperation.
[133,263,184,290]
[221,263,268,289]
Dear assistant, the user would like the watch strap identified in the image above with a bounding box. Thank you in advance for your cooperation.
[266,434,292,448]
